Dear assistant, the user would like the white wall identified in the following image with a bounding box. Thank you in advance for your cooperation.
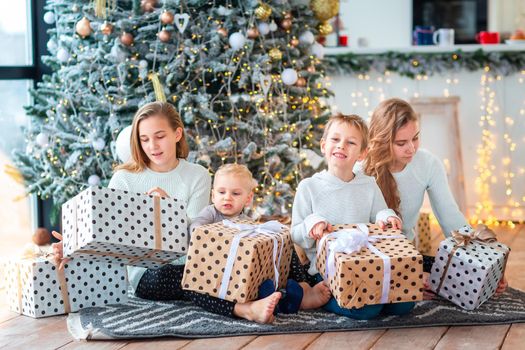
[339,0,412,48]
[327,71,525,221]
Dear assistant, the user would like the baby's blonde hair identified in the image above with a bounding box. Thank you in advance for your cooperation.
[214,163,257,190]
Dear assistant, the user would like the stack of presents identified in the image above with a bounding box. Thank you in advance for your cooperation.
[3,187,510,318]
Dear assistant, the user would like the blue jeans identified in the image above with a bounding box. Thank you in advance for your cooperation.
[315,274,415,320]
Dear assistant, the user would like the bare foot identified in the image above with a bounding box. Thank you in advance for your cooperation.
[233,291,281,324]
[299,281,331,310]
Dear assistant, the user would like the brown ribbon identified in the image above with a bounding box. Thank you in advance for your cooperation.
[56,265,71,313]
[436,225,508,294]
[153,196,162,250]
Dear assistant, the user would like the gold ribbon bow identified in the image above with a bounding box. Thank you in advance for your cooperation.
[450,224,497,247]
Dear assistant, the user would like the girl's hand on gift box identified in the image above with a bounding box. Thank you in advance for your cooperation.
[422,272,437,300]
[309,222,333,240]
[496,275,508,295]
[377,216,402,230]
[146,187,170,198]
[51,231,70,270]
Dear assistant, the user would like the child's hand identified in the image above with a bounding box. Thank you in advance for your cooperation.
[309,221,333,240]
[51,231,70,270]
[377,216,402,230]
[495,275,508,295]
[146,187,170,198]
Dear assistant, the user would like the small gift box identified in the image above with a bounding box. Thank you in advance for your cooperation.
[4,250,128,318]
[415,212,432,255]
[62,186,188,268]
[317,224,424,309]
[429,225,509,310]
[182,219,292,303]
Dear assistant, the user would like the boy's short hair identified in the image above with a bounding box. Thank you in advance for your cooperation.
[214,163,257,190]
[322,113,369,151]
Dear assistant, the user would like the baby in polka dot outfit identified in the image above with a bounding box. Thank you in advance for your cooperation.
[190,164,332,316]
[291,113,417,320]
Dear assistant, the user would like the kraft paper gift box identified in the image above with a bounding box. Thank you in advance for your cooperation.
[62,186,188,268]
[4,253,128,318]
[182,219,292,303]
[317,223,424,309]
[429,225,509,310]
[416,212,432,255]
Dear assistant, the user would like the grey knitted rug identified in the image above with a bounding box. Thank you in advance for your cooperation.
[68,288,525,340]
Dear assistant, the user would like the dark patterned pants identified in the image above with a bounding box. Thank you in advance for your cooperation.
[135,264,235,317]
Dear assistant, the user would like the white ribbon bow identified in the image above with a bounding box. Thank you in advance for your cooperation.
[318,224,405,304]
[218,220,284,300]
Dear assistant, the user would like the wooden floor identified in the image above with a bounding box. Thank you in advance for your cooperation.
[1,224,524,350]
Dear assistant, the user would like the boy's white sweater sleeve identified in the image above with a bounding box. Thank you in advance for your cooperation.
[370,181,399,223]
[291,182,326,249]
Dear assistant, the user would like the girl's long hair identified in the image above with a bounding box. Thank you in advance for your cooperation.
[115,101,189,173]
[364,98,418,215]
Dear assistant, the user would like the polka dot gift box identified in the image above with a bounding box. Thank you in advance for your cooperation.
[317,224,424,309]
[416,212,432,255]
[182,219,292,303]
[4,256,127,318]
[62,187,188,268]
[429,225,509,310]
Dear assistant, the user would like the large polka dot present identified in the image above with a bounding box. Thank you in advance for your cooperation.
[429,225,509,310]
[4,257,127,318]
[62,186,188,268]
[182,219,292,303]
[416,212,432,255]
[317,224,423,309]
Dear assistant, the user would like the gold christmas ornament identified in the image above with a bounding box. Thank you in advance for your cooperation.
[75,17,92,37]
[310,0,339,22]
[317,21,333,35]
[158,29,171,42]
[160,10,174,25]
[120,32,134,46]
[268,47,282,61]
[295,77,307,87]
[140,0,157,13]
[100,21,113,35]
[217,27,228,37]
[290,38,299,47]
[280,18,292,30]
[255,3,272,21]
[247,27,259,39]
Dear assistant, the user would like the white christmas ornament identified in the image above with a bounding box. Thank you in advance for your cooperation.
[299,31,315,45]
[281,68,298,85]
[269,21,278,32]
[43,11,55,24]
[115,125,132,163]
[311,42,325,59]
[57,48,70,63]
[258,22,270,36]
[88,174,101,186]
[35,133,49,147]
[46,39,57,52]
[92,138,106,151]
[174,13,190,34]
[229,32,246,50]
[139,60,148,69]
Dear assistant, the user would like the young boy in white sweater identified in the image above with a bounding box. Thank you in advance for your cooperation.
[291,113,415,320]
[191,164,331,315]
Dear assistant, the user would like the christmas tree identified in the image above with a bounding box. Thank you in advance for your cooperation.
[13,0,337,219]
